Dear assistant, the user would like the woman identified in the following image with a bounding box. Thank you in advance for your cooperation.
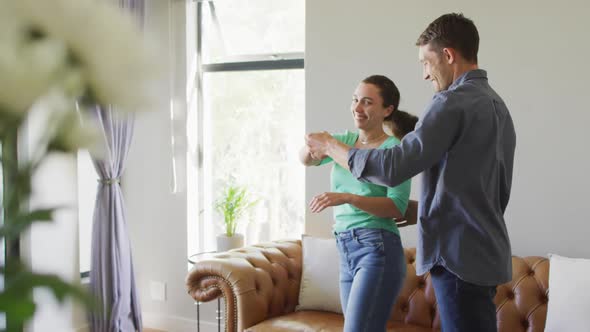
[299,75,418,332]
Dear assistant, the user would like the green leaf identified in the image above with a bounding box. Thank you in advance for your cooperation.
[0,208,56,240]
[16,272,96,309]
[1,261,98,315]
[215,183,258,236]
[23,208,54,222]
[0,292,36,328]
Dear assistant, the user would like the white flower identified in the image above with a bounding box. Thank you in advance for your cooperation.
[0,8,69,115]
[48,107,102,155]
[6,0,163,113]
[21,90,103,160]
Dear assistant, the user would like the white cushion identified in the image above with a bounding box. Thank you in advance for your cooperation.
[296,235,342,313]
[545,253,590,332]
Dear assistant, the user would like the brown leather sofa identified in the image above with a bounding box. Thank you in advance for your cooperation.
[186,240,549,331]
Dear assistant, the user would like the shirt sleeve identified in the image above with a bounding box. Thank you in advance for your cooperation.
[386,179,411,216]
[318,132,349,166]
[348,93,462,187]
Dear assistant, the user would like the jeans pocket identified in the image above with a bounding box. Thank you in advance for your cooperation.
[354,229,384,251]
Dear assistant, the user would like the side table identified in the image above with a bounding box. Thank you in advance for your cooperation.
[188,252,223,332]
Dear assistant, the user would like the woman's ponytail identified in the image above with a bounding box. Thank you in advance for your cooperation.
[389,110,418,139]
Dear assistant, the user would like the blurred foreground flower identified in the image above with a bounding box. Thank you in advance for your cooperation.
[1,0,162,116]
[0,0,163,328]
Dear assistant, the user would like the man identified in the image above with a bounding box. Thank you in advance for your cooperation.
[306,13,515,332]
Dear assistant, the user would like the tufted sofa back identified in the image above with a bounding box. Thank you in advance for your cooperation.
[393,248,549,331]
[187,240,550,331]
[495,256,549,332]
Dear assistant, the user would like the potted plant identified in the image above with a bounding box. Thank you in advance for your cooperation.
[215,184,257,252]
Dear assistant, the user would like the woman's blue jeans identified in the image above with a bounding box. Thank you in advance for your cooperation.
[335,228,406,332]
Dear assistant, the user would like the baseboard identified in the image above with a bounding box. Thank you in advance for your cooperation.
[142,312,222,332]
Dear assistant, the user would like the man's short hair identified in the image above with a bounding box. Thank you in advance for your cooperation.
[416,13,479,63]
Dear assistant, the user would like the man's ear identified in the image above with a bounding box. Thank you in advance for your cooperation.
[442,47,456,64]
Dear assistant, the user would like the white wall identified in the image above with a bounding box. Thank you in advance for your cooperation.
[306,0,590,258]
[125,0,219,330]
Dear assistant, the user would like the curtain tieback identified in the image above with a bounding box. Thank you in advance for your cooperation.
[98,177,121,185]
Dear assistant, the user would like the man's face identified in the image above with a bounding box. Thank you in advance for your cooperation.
[419,44,454,92]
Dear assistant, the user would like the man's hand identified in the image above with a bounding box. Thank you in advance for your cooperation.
[306,131,352,171]
[305,132,334,160]
[309,192,351,213]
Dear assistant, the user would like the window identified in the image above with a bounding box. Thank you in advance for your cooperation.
[188,0,305,254]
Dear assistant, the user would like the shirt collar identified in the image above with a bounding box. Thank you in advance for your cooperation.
[449,69,487,90]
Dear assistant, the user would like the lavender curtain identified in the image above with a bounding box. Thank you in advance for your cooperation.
[89,1,144,331]
[89,107,141,332]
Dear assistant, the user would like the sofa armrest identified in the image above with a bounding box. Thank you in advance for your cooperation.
[186,240,302,331]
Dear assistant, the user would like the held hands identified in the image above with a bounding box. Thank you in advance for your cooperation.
[305,131,334,160]
[309,192,351,213]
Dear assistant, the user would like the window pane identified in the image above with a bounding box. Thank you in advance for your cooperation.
[202,69,304,249]
[202,0,305,63]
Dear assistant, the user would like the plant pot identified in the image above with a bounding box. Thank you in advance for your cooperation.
[216,233,244,252]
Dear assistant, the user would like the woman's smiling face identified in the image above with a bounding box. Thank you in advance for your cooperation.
[351,82,392,130]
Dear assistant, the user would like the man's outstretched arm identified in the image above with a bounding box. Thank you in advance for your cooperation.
[307,95,462,187]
